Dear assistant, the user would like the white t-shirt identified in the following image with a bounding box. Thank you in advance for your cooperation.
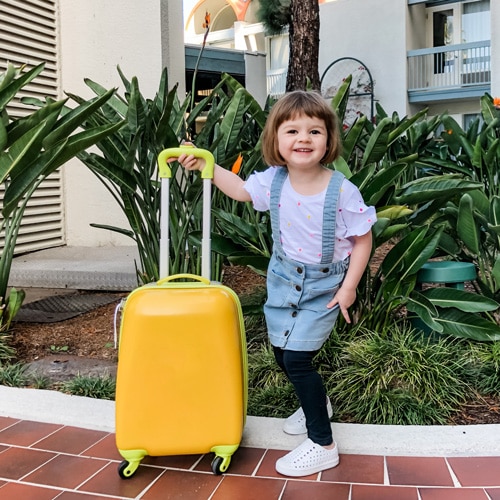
[244,167,376,264]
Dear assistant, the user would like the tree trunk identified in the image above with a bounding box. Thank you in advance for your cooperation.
[286,0,321,92]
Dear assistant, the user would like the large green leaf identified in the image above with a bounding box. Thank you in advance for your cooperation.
[331,74,352,124]
[489,195,500,229]
[387,108,428,146]
[223,74,267,129]
[3,121,125,215]
[361,160,415,206]
[220,87,247,153]
[435,309,500,341]
[396,175,482,205]
[441,115,475,159]
[125,76,145,133]
[480,94,498,126]
[457,193,480,255]
[374,222,408,243]
[331,156,352,178]
[468,189,490,217]
[423,287,498,312]
[82,78,129,117]
[381,226,441,282]
[0,63,45,110]
[341,114,367,162]
[0,121,47,184]
[406,291,443,333]
[361,117,392,167]
[42,88,118,148]
[376,205,413,220]
[493,255,500,291]
[6,98,67,146]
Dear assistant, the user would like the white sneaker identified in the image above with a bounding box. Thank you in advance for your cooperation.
[276,438,340,477]
[283,397,333,435]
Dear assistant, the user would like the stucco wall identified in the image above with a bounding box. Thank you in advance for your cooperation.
[59,0,184,247]
[319,0,408,118]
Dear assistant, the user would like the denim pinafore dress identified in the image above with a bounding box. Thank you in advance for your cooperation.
[265,168,349,351]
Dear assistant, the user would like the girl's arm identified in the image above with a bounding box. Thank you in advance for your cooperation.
[176,152,252,202]
[327,230,373,323]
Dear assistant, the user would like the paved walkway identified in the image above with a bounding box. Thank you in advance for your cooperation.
[1,387,500,499]
[3,247,500,498]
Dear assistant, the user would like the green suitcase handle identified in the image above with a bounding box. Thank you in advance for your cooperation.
[157,274,210,286]
[157,146,215,179]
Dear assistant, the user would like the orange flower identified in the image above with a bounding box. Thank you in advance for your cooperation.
[494,97,500,109]
[231,153,243,174]
[202,11,210,29]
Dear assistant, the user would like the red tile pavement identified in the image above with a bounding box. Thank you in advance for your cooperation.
[0,417,499,499]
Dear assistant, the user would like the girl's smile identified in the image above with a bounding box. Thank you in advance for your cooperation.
[277,115,328,170]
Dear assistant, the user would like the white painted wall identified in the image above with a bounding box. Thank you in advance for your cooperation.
[59,0,184,246]
[491,0,500,97]
[244,52,267,107]
[319,0,408,118]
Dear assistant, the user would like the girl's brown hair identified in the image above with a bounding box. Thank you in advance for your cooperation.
[261,90,342,166]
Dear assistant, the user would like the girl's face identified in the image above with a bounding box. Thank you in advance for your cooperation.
[276,114,328,170]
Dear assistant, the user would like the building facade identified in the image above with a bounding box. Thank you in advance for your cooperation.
[2,0,498,254]
[1,0,184,252]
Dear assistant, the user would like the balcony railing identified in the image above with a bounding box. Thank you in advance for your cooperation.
[407,40,491,102]
[267,68,287,98]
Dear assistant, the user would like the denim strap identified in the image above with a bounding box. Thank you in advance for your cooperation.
[270,167,345,264]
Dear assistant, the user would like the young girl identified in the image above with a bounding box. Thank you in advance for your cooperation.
[176,90,376,477]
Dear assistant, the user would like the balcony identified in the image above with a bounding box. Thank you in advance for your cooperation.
[407,40,491,103]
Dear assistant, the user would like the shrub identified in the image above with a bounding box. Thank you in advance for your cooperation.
[327,325,472,425]
[61,374,116,400]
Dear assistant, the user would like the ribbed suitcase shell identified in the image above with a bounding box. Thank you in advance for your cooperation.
[115,279,247,474]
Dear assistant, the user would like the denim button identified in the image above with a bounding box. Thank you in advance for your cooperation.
[295,285,302,292]
[289,303,297,308]
[321,267,329,273]
[284,330,290,336]
[291,311,298,317]
[296,267,303,274]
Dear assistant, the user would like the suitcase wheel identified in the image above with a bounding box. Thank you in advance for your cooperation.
[118,459,140,479]
[211,455,231,475]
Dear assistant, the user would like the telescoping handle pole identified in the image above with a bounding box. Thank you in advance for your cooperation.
[157,146,215,281]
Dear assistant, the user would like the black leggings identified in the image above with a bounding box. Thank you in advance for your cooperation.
[273,346,333,446]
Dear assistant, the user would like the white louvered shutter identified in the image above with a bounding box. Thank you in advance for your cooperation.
[0,0,64,254]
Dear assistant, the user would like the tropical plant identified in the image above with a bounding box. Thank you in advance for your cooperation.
[0,62,123,330]
[67,69,270,284]
[425,95,500,301]
[65,66,187,284]
[183,74,272,276]
[324,78,500,340]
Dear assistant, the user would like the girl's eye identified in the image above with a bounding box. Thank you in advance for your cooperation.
[311,130,321,135]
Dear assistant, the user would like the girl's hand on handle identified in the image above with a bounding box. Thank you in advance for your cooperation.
[166,143,206,172]
[167,144,252,203]
[177,152,206,172]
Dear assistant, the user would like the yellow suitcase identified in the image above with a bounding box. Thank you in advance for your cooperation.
[115,147,247,479]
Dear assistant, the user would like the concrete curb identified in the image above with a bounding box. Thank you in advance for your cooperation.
[1,386,499,457]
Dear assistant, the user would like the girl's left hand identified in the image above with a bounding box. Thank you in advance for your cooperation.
[327,286,356,323]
